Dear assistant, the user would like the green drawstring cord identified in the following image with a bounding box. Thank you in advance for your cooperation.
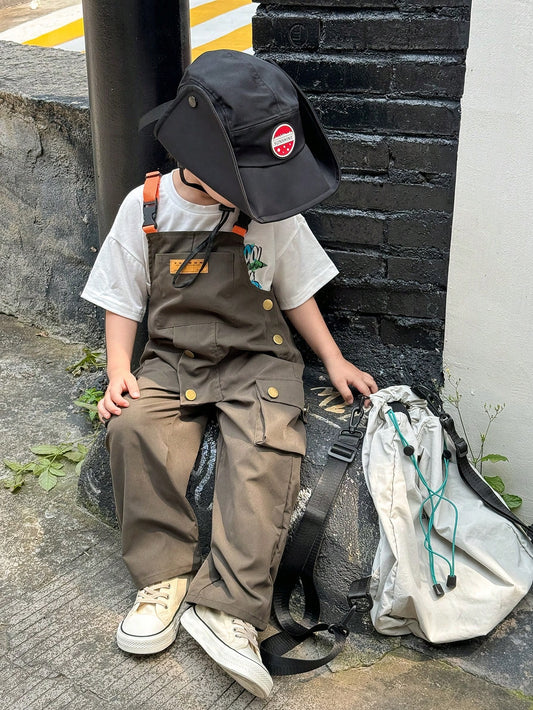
[387,408,459,597]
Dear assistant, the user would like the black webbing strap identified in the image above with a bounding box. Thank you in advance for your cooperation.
[439,412,533,544]
[412,383,533,545]
[260,403,373,675]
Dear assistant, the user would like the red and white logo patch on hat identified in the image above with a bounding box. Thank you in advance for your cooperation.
[271,124,295,159]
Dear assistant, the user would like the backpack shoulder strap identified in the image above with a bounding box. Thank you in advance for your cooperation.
[412,384,533,545]
[142,170,162,234]
[440,412,533,544]
[260,402,372,675]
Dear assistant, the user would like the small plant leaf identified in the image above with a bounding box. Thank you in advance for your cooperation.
[66,348,106,376]
[3,460,26,472]
[5,473,25,492]
[32,463,47,477]
[38,469,58,491]
[56,443,75,455]
[75,390,104,424]
[63,451,85,463]
[484,475,505,494]
[502,493,522,510]
[74,400,99,411]
[480,454,509,464]
[31,444,62,456]
[64,442,89,466]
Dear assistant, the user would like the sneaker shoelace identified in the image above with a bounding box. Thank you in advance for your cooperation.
[136,582,171,609]
[232,618,260,655]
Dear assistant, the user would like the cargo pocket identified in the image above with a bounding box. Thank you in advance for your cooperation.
[254,378,307,455]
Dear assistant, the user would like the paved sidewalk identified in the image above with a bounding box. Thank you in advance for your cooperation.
[1,313,531,710]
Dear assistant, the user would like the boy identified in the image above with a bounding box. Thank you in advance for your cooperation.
[82,50,377,698]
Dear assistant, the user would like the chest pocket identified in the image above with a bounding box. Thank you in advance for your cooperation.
[150,251,235,330]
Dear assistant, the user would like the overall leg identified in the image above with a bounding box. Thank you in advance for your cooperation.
[185,361,305,630]
[107,372,208,588]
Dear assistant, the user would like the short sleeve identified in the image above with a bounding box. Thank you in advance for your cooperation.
[81,189,149,322]
[272,215,339,310]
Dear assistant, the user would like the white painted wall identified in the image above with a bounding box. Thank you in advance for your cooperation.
[443,0,533,519]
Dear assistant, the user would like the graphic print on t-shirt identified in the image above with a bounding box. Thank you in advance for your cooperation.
[243,244,267,289]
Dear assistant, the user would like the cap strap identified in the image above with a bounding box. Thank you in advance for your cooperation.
[138,100,173,131]
[142,171,162,234]
[179,167,208,194]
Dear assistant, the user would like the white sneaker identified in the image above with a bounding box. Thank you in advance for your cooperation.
[116,576,190,654]
[181,605,273,699]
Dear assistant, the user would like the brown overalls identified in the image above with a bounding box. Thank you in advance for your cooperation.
[107,178,307,629]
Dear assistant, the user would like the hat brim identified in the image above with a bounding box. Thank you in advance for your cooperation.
[239,143,337,223]
[237,82,339,222]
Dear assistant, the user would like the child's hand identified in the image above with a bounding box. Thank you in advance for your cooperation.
[325,354,378,404]
[98,370,140,422]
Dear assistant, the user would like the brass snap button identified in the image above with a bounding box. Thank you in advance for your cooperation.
[262,299,273,311]
[185,389,197,401]
[268,387,279,399]
[188,95,198,108]
[183,350,195,358]
[273,334,284,345]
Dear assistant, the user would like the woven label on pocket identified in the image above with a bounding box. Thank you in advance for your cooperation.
[170,259,208,274]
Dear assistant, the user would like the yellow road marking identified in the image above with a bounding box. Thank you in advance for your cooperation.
[21,1,253,51]
[192,24,252,60]
[23,17,83,47]
[190,0,251,27]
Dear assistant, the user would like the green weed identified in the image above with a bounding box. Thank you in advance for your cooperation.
[3,441,89,493]
[74,387,104,424]
[444,371,522,510]
[66,347,106,376]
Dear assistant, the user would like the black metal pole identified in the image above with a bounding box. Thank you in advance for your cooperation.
[82,0,190,365]
[82,0,190,240]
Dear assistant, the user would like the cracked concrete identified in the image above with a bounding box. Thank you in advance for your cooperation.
[1,313,532,710]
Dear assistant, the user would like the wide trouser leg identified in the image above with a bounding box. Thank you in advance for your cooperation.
[185,371,305,630]
[106,374,208,588]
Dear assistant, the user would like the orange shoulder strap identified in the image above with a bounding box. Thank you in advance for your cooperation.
[232,211,252,237]
[142,171,162,234]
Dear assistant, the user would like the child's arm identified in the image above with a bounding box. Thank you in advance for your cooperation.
[284,297,377,404]
[98,311,141,421]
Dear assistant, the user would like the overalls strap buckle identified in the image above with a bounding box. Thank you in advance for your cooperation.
[142,171,162,234]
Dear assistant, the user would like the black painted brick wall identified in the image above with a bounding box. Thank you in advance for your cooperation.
[253,0,471,385]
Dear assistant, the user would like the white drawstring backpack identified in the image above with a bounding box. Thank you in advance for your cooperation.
[361,385,533,644]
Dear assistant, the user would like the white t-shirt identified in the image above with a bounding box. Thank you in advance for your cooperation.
[82,171,338,322]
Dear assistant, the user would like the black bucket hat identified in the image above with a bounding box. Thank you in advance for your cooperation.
[140,49,340,223]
